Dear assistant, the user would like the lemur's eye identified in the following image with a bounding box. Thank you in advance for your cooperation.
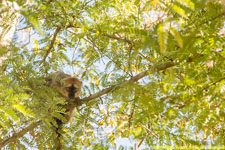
[65,87,70,91]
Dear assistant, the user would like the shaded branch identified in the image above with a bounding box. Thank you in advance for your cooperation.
[0,121,42,148]
[42,26,61,64]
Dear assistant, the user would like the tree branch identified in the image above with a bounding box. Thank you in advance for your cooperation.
[0,121,42,148]
[42,26,61,64]
[138,136,146,148]
[81,61,176,103]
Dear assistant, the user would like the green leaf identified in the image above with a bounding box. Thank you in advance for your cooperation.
[169,27,183,48]
[86,99,99,106]
[184,139,201,146]
[40,5,47,10]
[0,112,9,129]
[176,0,195,10]
[124,27,149,36]
[0,119,7,129]
[134,127,142,137]
[13,104,35,118]
[53,112,67,123]
[5,109,19,122]
[0,47,8,56]
[171,4,187,18]
[59,51,70,63]
[134,0,140,6]
[157,23,168,54]
[22,11,44,37]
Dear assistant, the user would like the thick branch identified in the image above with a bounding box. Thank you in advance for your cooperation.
[0,121,42,148]
[81,61,176,102]
[42,26,61,63]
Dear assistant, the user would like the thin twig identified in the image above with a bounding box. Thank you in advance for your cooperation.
[16,26,32,31]
[138,51,148,59]
[138,136,146,148]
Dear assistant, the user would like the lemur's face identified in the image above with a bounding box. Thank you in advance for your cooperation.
[61,77,82,99]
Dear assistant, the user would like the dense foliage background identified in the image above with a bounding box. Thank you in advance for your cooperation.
[0,0,225,149]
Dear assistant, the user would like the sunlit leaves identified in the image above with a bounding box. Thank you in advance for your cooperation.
[158,23,168,54]
[176,0,195,10]
[151,0,159,6]
[13,104,35,118]
[22,11,44,37]
[171,4,187,18]
[33,39,39,54]
[0,106,19,122]
[124,27,150,36]
[0,47,8,56]
[169,27,183,48]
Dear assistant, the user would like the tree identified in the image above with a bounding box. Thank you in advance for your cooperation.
[0,0,20,64]
[0,0,225,149]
